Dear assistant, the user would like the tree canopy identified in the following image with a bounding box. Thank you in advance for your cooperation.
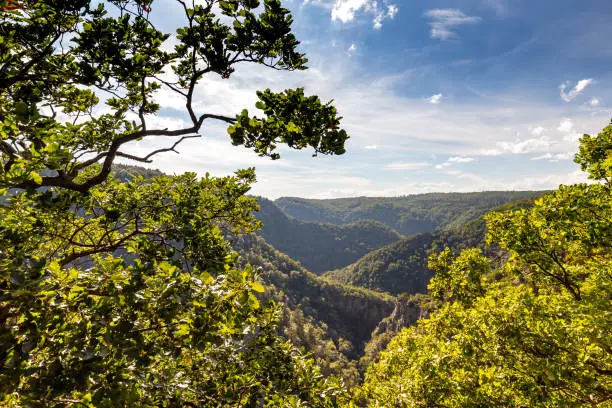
[359,123,612,407]
[0,0,349,405]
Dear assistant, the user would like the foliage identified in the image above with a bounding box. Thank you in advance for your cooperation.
[0,0,347,194]
[325,197,537,295]
[255,198,402,273]
[0,0,350,405]
[359,293,434,371]
[358,124,612,407]
[277,304,361,388]
[232,235,395,359]
[276,191,543,236]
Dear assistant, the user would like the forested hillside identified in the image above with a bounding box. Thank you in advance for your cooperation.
[232,236,395,354]
[255,198,402,273]
[276,191,543,235]
[2,0,610,406]
[231,235,395,386]
[358,125,612,405]
[325,197,538,294]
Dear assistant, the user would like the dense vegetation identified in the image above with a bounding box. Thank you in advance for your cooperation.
[357,125,612,406]
[0,0,351,405]
[325,197,538,295]
[232,235,394,385]
[255,198,402,273]
[276,191,542,235]
[2,0,610,406]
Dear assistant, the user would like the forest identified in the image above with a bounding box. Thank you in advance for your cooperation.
[0,0,610,406]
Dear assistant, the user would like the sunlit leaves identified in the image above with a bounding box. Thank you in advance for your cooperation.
[359,121,612,407]
[229,88,348,159]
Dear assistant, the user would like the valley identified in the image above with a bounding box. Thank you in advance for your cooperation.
[232,190,545,381]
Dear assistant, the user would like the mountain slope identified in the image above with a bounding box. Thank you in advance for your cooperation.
[255,198,402,273]
[232,235,395,357]
[325,197,538,295]
[275,191,544,236]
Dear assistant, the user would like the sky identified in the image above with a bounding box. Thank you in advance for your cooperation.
[120,0,612,199]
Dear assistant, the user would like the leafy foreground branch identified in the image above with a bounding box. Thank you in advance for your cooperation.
[1,0,349,406]
[357,123,612,407]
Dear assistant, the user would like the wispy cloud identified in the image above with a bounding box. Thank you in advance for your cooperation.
[482,0,506,15]
[557,118,582,142]
[385,162,430,170]
[495,137,552,154]
[373,4,398,29]
[449,156,475,163]
[531,126,545,136]
[532,152,574,162]
[435,156,475,169]
[330,0,398,29]
[424,9,481,40]
[426,93,443,104]
[347,43,357,54]
[588,97,600,107]
[559,78,594,102]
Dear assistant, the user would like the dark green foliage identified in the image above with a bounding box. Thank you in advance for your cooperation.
[229,88,348,160]
[0,0,351,405]
[232,235,395,358]
[276,191,543,236]
[255,198,402,273]
[326,197,540,295]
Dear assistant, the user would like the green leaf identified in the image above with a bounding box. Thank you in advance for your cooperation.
[29,171,43,185]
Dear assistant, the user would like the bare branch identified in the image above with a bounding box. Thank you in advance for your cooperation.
[116,135,201,163]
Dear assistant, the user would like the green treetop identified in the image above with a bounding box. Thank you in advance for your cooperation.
[0,0,349,406]
[358,122,612,407]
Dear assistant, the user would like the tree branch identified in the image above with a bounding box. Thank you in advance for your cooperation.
[116,135,201,163]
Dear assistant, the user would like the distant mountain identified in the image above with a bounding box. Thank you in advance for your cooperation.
[255,198,403,274]
[324,197,538,295]
[275,191,544,236]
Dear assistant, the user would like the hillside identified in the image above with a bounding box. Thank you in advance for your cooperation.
[275,191,544,235]
[325,197,538,295]
[232,235,396,357]
[255,198,403,273]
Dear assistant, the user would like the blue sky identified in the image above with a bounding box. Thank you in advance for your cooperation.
[121,0,612,198]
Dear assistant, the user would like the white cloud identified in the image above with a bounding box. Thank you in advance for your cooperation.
[364,145,378,149]
[531,126,545,136]
[424,9,481,40]
[435,156,475,169]
[330,0,398,29]
[559,78,594,102]
[385,162,430,170]
[558,118,574,133]
[373,4,399,29]
[557,118,582,142]
[347,43,357,54]
[496,137,552,154]
[448,156,475,163]
[588,97,600,107]
[426,93,443,104]
[532,152,574,162]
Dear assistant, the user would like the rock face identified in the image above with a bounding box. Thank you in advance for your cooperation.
[360,295,432,367]
[373,297,424,335]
